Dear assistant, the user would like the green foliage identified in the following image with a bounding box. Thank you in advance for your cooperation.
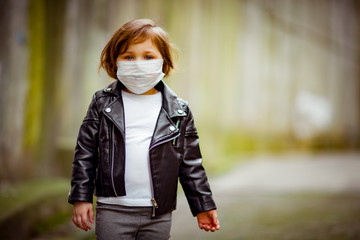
[23,0,46,149]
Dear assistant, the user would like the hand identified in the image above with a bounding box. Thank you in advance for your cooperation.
[72,201,94,231]
[196,209,220,232]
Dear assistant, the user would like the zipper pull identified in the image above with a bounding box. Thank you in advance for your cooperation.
[151,198,159,208]
[151,198,159,217]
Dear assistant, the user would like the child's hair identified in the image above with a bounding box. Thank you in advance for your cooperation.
[99,19,175,79]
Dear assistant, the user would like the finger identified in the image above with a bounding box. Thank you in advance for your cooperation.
[199,223,209,231]
[216,223,221,230]
[77,215,87,231]
[198,223,203,229]
[212,221,220,230]
[203,224,211,231]
[82,214,92,231]
[72,215,76,225]
[73,212,81,228]
[76,216,84,230]
[199,223,207,230]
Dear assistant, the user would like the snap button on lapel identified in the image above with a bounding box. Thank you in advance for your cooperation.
[177,109,184,114]
[104,87,112,92]
[105,107,111,113]
[169,126,176,131]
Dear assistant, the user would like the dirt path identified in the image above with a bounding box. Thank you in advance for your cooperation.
[170,151,360,240]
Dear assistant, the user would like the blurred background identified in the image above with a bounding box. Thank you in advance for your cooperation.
[0,0,359,239]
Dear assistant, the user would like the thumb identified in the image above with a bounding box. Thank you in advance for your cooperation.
[211,211,219,226]
[89,207,94,223]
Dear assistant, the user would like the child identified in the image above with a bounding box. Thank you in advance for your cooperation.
[68,19,220,239]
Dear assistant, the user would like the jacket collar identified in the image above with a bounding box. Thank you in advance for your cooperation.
[103,80,187,118]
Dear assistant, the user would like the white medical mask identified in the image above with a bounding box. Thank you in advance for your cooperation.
[116,59,165,94]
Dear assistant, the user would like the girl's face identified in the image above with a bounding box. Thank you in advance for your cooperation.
[117,39,162,62]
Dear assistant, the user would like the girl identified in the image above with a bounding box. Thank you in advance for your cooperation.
[69,19,220,239]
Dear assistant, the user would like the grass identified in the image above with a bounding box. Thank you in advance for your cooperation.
[0,179,73,239]
[0,179,69,222]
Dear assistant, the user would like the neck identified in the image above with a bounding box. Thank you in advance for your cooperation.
[124,87,159,95]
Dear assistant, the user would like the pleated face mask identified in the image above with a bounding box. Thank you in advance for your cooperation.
[116,59,165,94]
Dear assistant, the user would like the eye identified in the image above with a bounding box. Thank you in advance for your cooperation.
[144,55,154,60]
[124,56,134,60]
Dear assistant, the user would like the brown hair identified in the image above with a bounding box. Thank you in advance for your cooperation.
[99,19,174,79]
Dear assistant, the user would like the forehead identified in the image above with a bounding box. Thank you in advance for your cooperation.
[124,39,160,52]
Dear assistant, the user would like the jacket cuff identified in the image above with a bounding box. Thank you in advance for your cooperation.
[189,199,217,216]
[68,192,93,205]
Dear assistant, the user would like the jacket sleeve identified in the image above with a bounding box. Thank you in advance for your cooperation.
[179,107,217,216]
[68,94,100,204]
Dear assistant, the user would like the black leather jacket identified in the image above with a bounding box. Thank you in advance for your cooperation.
[68,80,216,217]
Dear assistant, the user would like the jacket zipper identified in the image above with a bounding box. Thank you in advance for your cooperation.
[150,133,180,151]
[149,132,180,217]
[172,118,181,145]
[110,124,118,196]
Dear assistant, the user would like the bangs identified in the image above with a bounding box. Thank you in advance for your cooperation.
[119,26,165,54]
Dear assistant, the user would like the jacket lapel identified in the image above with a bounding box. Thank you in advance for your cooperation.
[103,98,125,136]
[100,80,187,147]
[150,81,187,147]
[101,81,125,135]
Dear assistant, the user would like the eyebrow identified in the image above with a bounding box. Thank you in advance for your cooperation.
[122,50,157,54]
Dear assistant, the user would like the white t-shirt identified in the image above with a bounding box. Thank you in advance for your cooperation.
[98,90,162,206]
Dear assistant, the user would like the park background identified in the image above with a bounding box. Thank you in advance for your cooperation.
[0,0,359,239]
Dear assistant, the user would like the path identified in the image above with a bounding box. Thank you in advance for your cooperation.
[170,151,360,240]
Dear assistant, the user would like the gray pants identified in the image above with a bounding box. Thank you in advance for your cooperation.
[95,203,172,240]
